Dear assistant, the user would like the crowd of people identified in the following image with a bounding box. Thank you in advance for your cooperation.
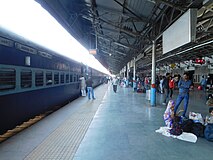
[79,75,95,100]
[79,73,213,141]
[79,72,213,113]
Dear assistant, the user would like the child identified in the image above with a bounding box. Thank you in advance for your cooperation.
[204,107,213,141]
[205,107,213,125]
[163,100,175,127]
[206,94,213,106]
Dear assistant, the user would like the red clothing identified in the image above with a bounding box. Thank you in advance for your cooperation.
[169,79,175,89]
[145,77,149,84]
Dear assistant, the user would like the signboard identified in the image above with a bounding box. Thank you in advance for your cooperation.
[89,49,97,55]
[163,9,197,54]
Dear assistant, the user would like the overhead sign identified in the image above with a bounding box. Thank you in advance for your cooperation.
[163,8,197,54]
[0,37,13,47]
[89,49,97,55]
[15,42,37,54]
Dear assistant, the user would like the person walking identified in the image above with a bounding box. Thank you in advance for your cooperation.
[174,72,192,118]
[79,76,86,96]
[162,73,170,105]
[144,77,149,90]
[156,75,160,93]
[133,79,137,92]
[200,75,207,92]
[159,76,164,94]
[86,76,95,100]
[112,76,119,93]
[169,76,175,98]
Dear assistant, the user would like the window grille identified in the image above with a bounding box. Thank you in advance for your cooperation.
[46,72,52,85]
[60,73,64,84]
[35,71,43,86]
[54,73,59,84]
[21,70,32,88]
[73,74,76,82]
[0,68,16,90]
[70,74,73,82]
[66,74,69,83]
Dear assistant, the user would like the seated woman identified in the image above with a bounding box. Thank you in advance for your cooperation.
[163,100,175,128]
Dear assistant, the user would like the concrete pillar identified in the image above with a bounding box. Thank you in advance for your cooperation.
[133,57,136,80]
[126,64,129,87]
[151,40,156,106]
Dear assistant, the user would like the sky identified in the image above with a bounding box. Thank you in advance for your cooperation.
[0,0,110,75]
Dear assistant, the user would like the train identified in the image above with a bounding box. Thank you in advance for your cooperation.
[0,27,106,135]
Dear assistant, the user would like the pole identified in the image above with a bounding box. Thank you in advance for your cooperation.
[151,40,156,106]
[95,33,98,49]
[133,57,136,80]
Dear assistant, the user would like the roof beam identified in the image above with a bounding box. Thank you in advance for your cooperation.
[84,14,139,37]
[101,49,125,58]
[113,0,152,24]
[96,4,151,24]
[155,0,186,12]
[98,17,139,37]
[114,50,126,56]
[93,32,139,51]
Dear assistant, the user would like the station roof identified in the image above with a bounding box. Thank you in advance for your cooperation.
[35,0,213,75]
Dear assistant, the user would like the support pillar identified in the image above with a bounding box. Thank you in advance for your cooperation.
[151,40,156,106]
[127,64,129,80]
[133,57,136,81]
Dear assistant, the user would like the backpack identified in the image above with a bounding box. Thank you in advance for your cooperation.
[204,124,213,141]
[169,116,183,136]
[181,119,194,132]
[191,122,205,137]
[169,122,183,136]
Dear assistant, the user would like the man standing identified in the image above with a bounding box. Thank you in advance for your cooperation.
[162,73,170,105]
[174,72,192,118]
[112,76,119,93]
[200,75,207,92]
[86,76,95,100]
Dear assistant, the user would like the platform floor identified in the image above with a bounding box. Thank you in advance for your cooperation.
[0,84,213,160]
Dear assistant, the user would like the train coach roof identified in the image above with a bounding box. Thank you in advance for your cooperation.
[0,26,84,65]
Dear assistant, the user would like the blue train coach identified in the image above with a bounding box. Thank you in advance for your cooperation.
[0,27,106,135]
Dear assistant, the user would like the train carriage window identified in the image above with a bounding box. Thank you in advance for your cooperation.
[0,68,16,91]
[46,72,52,85]
[66,74,69,83]
[73,74,76,82]
[35,71,43,86]
[77,75,79,81]
[54,73,59,84]
[60,73,64,84]
[21,70,32,88]
[70,74,73,82]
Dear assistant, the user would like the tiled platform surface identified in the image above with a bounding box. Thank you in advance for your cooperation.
[73,87,213,160]
[0,84,213,160]
[0,84,108,160]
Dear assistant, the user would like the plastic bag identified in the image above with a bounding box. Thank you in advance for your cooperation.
[189,112,204,124]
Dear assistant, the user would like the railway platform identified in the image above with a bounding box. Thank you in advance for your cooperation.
[0,83,213,160]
